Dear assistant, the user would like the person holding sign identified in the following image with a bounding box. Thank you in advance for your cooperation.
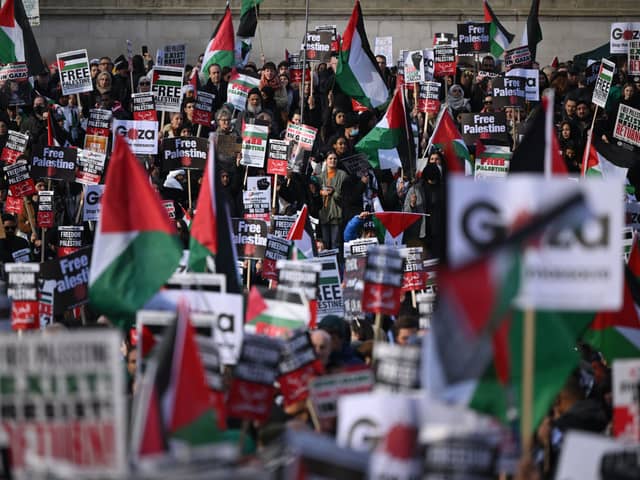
[446,84,471,124]
[319,151,347,251]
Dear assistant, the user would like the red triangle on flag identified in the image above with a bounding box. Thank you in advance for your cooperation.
[246,286,268,323]
[138,385,166,455]
[375,212,423,237]
[0,0,15,28]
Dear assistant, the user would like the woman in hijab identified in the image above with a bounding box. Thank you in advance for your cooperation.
[447,84,471,124]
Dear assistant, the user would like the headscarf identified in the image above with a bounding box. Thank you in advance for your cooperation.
[163,169,185,190]
[447,84,467,111]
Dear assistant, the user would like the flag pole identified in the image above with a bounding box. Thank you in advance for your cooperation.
[581,106,599,177]
[299,0,311,121]
[254,1,265,61]
[521,308,536,454]
[272,174,278,210]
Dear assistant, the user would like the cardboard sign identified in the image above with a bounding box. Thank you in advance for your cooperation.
[422,48,435,81]
[403,50,425,84]
[433,32,457,47]
[278,329,320,407]
[614,104,640,148]
[305,30,332,63]
[448,176,624,310]
[362,246,405,315]
[506,68,539,101]
[151,65,184,113]
[340,153,370,178]
[193,90,215,126]
[30,146,77,182]
[161,136,208,170]
[131,92,156,122]
[372,342,421,391]
[459,112,509,146]
[434,46,456,78]
[271,215,296,238]
[277,259,320,301]
[310,253,344,320]
[86,109,113,137]
[612,358,640,441]
[83,184,104,222]
[1,130,28,164]
[474,145,511,180]
[75,149,105,185]
[629,40,640,76]
[374,36,393,66]
[266,139,290,176]
[227,71,261,111]
[0,331,126,477]
[37,190,54,228]
[0,62,28,82]
[4,160,35,197]
[40,246,91,314]
[161,44,186,68]
[611,22,640,55]
[592,58,616,109]
[4,195,23,214]
[262,234,292,280]
[457,22,490,54]
[57,225,83,257]
[112,119,158,155]
[56,49,92,95]
[491,76,526,110]
[285,123,317,151]
[243,189,271,221]
[288,54,311,84]
[240,123,268,168]
[401,247,426,292]
[309,368,374,420]
[5,263,39,330]
[504,46,532,70]
[232,218,267,259]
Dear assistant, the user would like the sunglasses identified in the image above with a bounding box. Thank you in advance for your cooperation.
[139,81,150,86]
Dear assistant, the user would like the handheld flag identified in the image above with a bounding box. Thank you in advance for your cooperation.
[483,0,515,58]
[0,0,45,76]
[201,5,235,81]
[520,0,542,62]
[420,108,471,175]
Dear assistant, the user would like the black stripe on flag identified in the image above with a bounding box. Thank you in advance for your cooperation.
[59,51,86,62]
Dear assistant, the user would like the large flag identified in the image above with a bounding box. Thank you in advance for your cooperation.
[287,204,316,260]
[420,108,471,175]
[237,0,263,38]
[483,0,515,58]
[132,301,225,457]
[89,136,182,319]
[335,1,389,110]
[355,87,415,174]
[201,5,235,80]
[520,0,542,62]
[510,91,567,175]
[584,135,636,180]
[0,0,45,76]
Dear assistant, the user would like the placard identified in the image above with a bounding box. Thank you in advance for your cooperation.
[614,104,640,148]
[131,92,156,122]
[4,160,35,197]
[5,263,39,329]
[232,218,267,259]
[271,215,296,238]
[83,185,105,222]
[612,358,640,441]
[277,259,320,302]
[240,124,268,168]
[506,68,539,102]
[309,254,344,319]
[592,58,616,109]
[40,247,92,314]
[629,40,640,76]
[193,90,215,126]
[403,50,425,84]
[262,234,292,280]
[4,195,23,214]
[243,189,271,221]
[278,330,320,407]
[339,153,370,178]
[491,76,526,110]
[58,225,83,257]
[112,119,159,155]
[504,46,532,70]
[86,109,113,137]
[309,368,374,421]
[457,22,490,54]
[418,82,441,114]
[226,71,261,111]
[372,342,421,391]
[374,36,393,66]
[0,62,28,82]
[161,136,208,170]
[151,65,184,113]
[459,112,509,145]
[305,31,332,63]
[433,32,457,47]
[30,146,77,182]
[161,44,186,68]
[362,246,405,315]
[37,190,54,228]
[611,23,640,55]
[401,247,426,292]
[1,130,29,164]
[56,49,92,95]
[422,48,435,81]
[75,149,105,185]
[266,139,290,176]
[433,46,456,78]
[474,145,511,180]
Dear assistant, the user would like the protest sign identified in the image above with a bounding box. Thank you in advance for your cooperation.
[612,358,640,441]
[422,49,435,81]
[227,334,282,422]
[161,136,208,171]
[262,234,292,280]
[433,32,457,47]
[556,431,628,480]
[504,46,532,70]
[592,58,616,108]
[37,190,54,228]
[40,247,91,315]
[423,436,498,479]
[86,108,113,137]
[0,130,28,164]
[161,44,186,68]
[288,53,311,84]
[459,112,509,146]
[363,246,405,316]
[4,160,35,197]
[285,123,317,151]
[401,247,426,292]
[372,342,421,391]
[131,92,156,121]
[266,139,290,176]
[457,22,490,54]
[396,56,405,86]
[629,40,640,76]
[75,149,106,185]
[56,49,92,95]
[491,76,526,110]
[433,46,456,78]
[448,176,624,310]
[4,195,23,214]
[151,65,184,112]
[57,225,83,257]
[474,145,511,180]
[315,24,338,52]
[240,124,268,168]
[232,218,267,259]
[162,200,175,219]
[309,368,374,421]
[611,22,640,55]
[271,215,296,238]
[31,146,77,182]
[278,329,321,407]
[227,71,261,111]
[506,68,539,101]
[403,50,425,84]
[614,103,640,148]
[305,30,332,63]
[83,184,104,222]
[277,259,320,303]
[0,330,126,477]
[193,90,215,126]
[343,239,377,319]
[0,62,28,82]
[374,36,393,65]
[5,263,39,329]
[112,119,158,155]
[310,253,344,320]
[243,189,271,221]
[417,291,436,330]
[340,153,370,178]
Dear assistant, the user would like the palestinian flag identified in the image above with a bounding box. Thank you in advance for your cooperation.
[89,136,182,320]
[152,67,183,89]
[57,50,88,73]
[286,204,317,260]
[483,0,515,58]
[374,210,424,245]
[584,134,636,180]
[237,0,263,38]
[245,286,309,336]
[335,1,389,110]
[201,6,235,80]
[0,0,45,76]
[520,0,542,62]
[355,86,415,175]
[132,301,226,457]
[420,108,471,175]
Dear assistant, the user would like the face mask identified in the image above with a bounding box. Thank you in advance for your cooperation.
[34,105,46,114]
[350,128,359,136]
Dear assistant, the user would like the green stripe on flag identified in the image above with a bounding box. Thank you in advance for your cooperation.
[171,410,223,445]
[0,28,17,63]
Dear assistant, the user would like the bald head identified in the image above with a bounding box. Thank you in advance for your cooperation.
[311,330,331,366]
